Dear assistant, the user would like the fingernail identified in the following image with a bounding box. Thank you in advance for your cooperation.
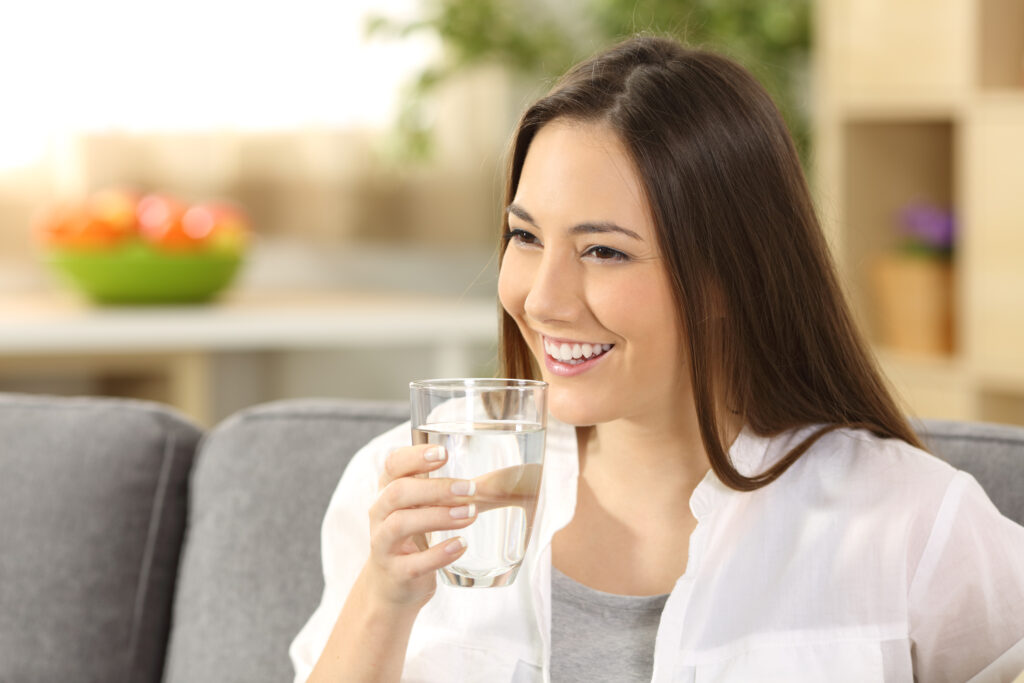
[424,446,446,462]
[450,480,476,496]
[445,537,467,553]
[449,503,476,519]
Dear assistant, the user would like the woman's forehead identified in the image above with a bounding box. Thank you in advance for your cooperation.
[513,120,653,235]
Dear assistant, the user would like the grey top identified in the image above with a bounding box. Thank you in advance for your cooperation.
[550,566,670,682]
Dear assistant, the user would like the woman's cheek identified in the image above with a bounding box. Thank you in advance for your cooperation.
[497,253,523,318]
[499,255,520,315]
[605,267,675,327]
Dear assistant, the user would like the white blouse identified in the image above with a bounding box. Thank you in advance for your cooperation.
[290,418,1024,682]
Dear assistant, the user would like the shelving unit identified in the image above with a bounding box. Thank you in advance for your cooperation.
[816,0,1024,426]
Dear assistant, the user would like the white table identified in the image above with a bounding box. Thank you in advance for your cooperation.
[0,290,498,423]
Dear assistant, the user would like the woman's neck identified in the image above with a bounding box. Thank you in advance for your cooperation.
[553,413,739,595]
[576,408,741,504]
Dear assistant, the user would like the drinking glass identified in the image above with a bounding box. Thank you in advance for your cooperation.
[410,378,547,587]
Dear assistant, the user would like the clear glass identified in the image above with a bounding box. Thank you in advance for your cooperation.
[410,378,547,588]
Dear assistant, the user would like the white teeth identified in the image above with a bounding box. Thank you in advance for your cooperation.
[544,338,613,363]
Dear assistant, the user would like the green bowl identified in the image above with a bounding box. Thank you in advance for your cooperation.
[45,242,244,304]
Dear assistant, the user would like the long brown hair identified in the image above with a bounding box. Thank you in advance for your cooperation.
[498,35,922,491]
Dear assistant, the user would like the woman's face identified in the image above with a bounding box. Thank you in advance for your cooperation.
[498,119,691,427]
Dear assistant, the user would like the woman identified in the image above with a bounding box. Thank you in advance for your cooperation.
[291,36,1024,682]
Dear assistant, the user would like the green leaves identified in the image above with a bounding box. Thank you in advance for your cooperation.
[367,0,811,164]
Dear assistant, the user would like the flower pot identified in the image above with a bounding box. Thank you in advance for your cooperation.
[871,253,954,355]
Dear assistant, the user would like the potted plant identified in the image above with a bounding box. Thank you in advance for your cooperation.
[366,0,811,164]
[872,202,956,355]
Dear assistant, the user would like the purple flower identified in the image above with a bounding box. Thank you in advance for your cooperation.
[899,203,956,251]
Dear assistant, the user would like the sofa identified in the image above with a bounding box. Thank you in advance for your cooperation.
[1,392,1022,683]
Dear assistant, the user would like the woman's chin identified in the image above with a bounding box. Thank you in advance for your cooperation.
[548,393,606,428]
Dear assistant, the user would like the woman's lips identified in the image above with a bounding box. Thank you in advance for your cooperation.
[541,336,614,377]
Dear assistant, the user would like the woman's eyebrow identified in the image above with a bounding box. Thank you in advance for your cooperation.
[569,222,643,241]
[506,203,643,241]
[506,203,537,226]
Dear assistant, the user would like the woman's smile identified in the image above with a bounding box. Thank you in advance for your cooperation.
[543,336,614,364]
[541,335,615,376]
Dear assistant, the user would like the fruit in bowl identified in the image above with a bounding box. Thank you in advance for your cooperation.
[35,189,249,304]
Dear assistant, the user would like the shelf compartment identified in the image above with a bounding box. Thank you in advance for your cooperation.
[840,120,956,347]
[978,0,1024,90]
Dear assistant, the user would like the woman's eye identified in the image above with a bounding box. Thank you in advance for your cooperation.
[504,228,540,247]
[584,245,629,262]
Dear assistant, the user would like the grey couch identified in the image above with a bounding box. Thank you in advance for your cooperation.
[1,393,1022,683]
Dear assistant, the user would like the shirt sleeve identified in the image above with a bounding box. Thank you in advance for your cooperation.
[908,470,1024,682]
[288,422,411,683]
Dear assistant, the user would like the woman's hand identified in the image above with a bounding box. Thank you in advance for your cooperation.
[307,445,474,683]
[364,444,477,609]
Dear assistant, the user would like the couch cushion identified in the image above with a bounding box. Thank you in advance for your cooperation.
[0,393,201,683]
[918,418,1024,525]
[162,398,407,683]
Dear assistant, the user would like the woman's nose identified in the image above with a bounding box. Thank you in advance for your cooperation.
[523,253,581,325]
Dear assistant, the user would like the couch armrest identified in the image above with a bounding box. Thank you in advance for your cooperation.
[0,392,201,683]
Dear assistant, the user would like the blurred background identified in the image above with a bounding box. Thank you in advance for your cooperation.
[1,0,1021,427]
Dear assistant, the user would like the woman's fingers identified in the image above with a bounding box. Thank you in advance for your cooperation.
[379,444,448,488]
[371,475,476,524]
[385,536,469,584]
[372,505,478,556]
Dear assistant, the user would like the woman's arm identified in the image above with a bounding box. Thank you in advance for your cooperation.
[909,472,1024,681]
[305,443,477,682]
[305,566,419,683]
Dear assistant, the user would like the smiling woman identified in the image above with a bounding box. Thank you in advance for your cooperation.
[496,42,925,495]
[292,35,1024,683]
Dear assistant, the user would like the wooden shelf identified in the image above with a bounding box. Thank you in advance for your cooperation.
[838,95,963,121]
[974,364,1024,396]
[822,0,973,98]
[817,0,1024,426]
[875,350,975,422]
[978,391,1024,427]
[974,91,1024,107]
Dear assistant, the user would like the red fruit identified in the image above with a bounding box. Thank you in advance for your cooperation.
[136,194,195,249]
[182,202,250,253]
